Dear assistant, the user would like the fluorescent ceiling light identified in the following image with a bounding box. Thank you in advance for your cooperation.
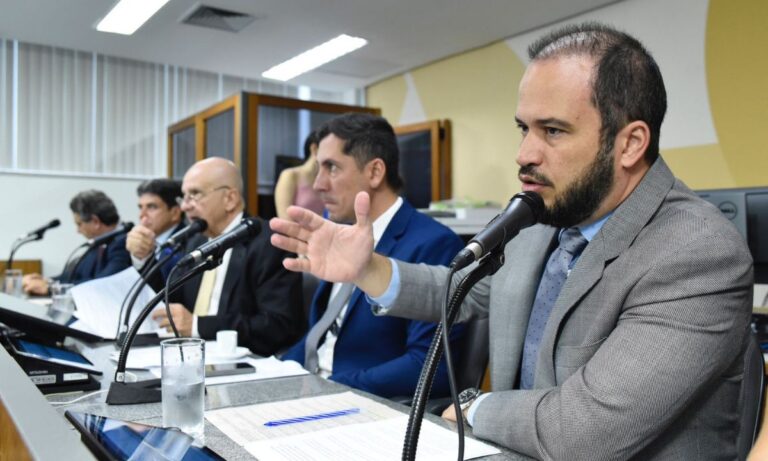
[96,0,171,35]
[262,34,368,81]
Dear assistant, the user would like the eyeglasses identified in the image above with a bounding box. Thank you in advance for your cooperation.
[176,186,231,205]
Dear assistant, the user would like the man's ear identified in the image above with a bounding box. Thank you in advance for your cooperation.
[616,120,651,169]
[222,188,239,213]
[367,158,387,189]
[170,206,183,223]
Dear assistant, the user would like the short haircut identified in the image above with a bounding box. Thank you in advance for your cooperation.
[528,22,667,163]
[69,190,120,225]
[136,178,182,209]
[303,130,318,158]
[316,113,404,191]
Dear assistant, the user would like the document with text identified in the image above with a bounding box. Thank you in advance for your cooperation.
[71,267,162,339]
[205,391,500,460]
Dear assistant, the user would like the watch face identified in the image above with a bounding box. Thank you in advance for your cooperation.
[458,387,480,404]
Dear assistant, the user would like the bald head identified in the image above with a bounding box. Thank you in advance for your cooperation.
[181,157,245,237]
[188,158,243,195]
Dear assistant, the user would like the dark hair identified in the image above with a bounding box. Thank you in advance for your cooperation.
[303,130,318,158]
[137,178,182,209]
[316,113,403,191]
[69,190,120,225]
[527,22,667,163]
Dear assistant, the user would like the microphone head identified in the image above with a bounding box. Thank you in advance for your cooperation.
[512,191,545,222]
[241,217,262,237]
[49,218,61,229]
[123,221,135,231]
[190,218,208,233]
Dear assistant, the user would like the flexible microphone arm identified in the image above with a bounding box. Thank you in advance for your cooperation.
[60,243,90,283]
[7,235,36,271]
[401,249,507,461]
[106,257,219,406]
[115,246,181,346]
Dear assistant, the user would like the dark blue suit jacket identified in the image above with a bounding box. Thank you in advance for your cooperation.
[284,200,466,398]
[60,234,131,284]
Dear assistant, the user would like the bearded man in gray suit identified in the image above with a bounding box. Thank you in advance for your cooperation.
[270,23,753,460]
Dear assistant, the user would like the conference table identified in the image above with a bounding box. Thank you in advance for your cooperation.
[0,338,530,460]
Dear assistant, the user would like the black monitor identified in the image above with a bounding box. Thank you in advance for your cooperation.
[0,293,103,343]
[696,187,768,283]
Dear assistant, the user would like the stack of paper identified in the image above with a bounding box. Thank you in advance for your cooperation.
[206,391,500,460]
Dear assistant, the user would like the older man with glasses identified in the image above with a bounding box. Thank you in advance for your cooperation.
[150,157,304,356]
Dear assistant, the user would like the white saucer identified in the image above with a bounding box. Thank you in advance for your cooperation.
[207,346,250,360]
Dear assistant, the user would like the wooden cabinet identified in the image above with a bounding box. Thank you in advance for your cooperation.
[167,92,379,218]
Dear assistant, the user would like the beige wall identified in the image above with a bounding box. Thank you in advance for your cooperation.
[368,0,768,204]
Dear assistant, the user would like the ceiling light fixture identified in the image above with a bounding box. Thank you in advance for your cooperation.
[96,0,171,35]
[262,34,368,81]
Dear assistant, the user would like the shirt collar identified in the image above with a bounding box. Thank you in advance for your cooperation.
[575,212,613,242]
[213,212,244,240]
[372,197,403,245]
[154,225,177,246]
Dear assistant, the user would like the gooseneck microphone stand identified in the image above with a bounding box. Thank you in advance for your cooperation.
[401,248,507,461]
[115,247,181,346]
[106,256,220,405]
[7,235,37,270]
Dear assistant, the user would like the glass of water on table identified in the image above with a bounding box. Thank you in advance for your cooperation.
[161,338,205,442]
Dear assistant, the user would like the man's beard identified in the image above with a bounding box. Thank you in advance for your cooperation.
[520,143,615,228]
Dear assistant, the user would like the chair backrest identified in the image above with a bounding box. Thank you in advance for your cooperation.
[738,331,764,460]
[456,317,489,390]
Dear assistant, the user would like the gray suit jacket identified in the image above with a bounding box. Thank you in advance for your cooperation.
[387,158,753,460]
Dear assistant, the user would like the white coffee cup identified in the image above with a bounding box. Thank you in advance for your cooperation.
[216,330,238,356]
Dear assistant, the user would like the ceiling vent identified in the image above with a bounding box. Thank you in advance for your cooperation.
[181,5,256,33]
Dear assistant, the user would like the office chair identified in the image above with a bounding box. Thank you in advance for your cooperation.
[738,331,765,460]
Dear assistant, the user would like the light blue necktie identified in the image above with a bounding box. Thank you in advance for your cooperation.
[520,228,588,390]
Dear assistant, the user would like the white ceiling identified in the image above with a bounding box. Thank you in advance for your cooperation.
[0,0,621,92]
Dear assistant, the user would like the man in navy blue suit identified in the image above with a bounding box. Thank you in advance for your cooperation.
[282,113,465,398]
[125,178,185,280]
[23,190,131,294]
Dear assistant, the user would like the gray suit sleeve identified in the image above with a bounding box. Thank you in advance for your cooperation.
[387,260,492,324]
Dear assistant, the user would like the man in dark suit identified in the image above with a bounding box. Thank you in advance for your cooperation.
[271,23,754,459]
[282,113,465,398]
[23,190,131,294]
[150,158,303,356]
[125,178,185,279]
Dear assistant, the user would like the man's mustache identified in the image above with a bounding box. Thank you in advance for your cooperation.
[518,165,553,187]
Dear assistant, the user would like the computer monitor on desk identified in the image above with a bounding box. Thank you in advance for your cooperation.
[697,187,768,283]
[0,292,103,343]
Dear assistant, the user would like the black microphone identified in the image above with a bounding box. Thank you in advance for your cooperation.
[87,222,134,247]
[451,191,544,270]
[21,218,61,240]
[177,218,261,267]
[160,219,208,250]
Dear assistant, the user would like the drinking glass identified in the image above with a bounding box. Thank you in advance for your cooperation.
[2,269,23,297]
[161,338,205,442]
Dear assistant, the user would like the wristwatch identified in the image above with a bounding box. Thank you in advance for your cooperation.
[458,387,483,422]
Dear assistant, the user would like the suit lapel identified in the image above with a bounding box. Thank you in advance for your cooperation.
[492,226,558,389]
[536,158,677,386]
[218,243,246,315]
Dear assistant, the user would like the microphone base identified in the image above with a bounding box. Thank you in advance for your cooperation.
[106,379,161,405]
[114,332,162,349]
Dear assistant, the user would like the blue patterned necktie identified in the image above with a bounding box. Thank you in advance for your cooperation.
[520,228,588,390]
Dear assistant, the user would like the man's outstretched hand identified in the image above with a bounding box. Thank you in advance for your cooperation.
[269,191,391,297]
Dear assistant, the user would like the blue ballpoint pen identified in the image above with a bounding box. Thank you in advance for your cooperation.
[263,408,361,427]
